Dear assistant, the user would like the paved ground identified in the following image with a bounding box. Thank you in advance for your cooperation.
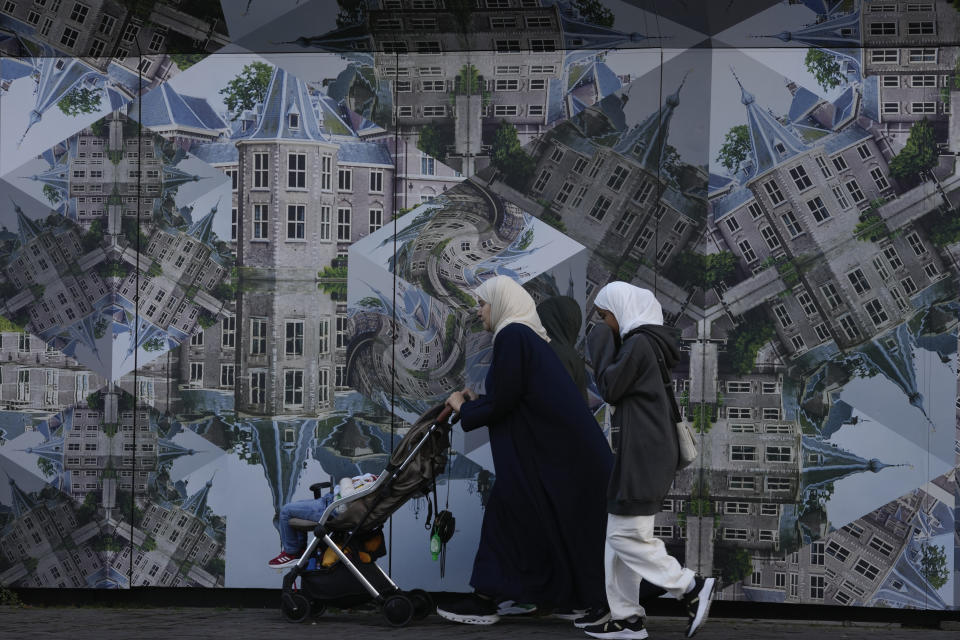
[1,606,958,639]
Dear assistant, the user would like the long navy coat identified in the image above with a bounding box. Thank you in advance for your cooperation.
[459,323,613,609]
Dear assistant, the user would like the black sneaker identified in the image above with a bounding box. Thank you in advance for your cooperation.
[437,593,500,625]
[496,599,537,616]
[583,617,648,639]
[574,607,612,629]
[681,576,715,637]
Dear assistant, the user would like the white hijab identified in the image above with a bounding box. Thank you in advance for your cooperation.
[474,276,550,342]
[593,281,663,337]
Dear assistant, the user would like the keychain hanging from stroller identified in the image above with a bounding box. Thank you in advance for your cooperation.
[424,442,455,577]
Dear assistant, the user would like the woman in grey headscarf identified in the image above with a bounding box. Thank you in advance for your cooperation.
[537,295,588,403]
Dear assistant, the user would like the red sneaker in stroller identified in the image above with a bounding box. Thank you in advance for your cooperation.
[280,404,457,626]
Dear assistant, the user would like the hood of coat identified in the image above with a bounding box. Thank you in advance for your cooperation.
[536,295,582,347]
[626,324,681,369]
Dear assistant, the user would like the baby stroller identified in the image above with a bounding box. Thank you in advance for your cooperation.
[280,404,457,626]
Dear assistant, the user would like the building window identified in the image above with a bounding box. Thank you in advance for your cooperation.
[253,204,268,239]
[99,13,116,35]
[766,477,792,491]
[190,331,204,347]
[148,33,165,52]
[287,205,305,240]
[763,180,784,205]
[588,196,612,222]
[773,304,793,328]
[320,155,332,190]
[766,446,792,462]
[318,318,330,354]
[729,475,755,490]
[285,321,304,356]
[845,179,865,203]
[529,38,556,52]
[731,445,757,462]
[421,155,435,175]
[868,537,894,557]
[864,299,889,327]
[287,153,305,188]
[908,48,936,63]
[250,319,267,355]
[495,39,521,52]
[220,364,234,388]
[853,559,880,581]
[727,381,751,393]
[318,368,329,407]
[906,231,927,256]
[725,502,750,514]
[189,362,203,384]
[725,216,741,233]
[252,153,269,188]
[533,169,552,193]
[747,202,764,219]
[606,165,629,192]
[60,27,79,48]
[337,207,351,241]
[901,275,917,295]
[847,268,871,295]
[369,209,383,234]
[320,206,331,241]
[423,105,447,117]
[728,407,752,419]
[838,314,860,340]
[493,105,518,116]
[910,74,936,87]
[656,242,674,264]
[810,575,825,600]
[789,165,812,191]
[87,38,105,56]
[870,168,890,191]
[869,22,896,36]
[781,211,802,237]
[250,371,266,404]
[870,49,898,64]
[795,291,817,316]
[760,226,781,250]
[911,102,936,114]
[806,196,831,223]
[723,528,748,541]
[738,239,757,263]
[230,208,237,241]
[284,370,304,406]
[221,316,235,348]
[338,168,352,191]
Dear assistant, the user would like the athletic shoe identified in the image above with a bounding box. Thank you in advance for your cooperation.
[437,593,500,625]
[583,617,648,639]
[497,599,537,615]
[574,607,612,629]
[681,576,715,637]
[267,550,302,569]
[551,608,587,620]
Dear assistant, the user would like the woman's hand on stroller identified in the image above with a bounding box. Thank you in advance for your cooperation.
[462,387,478,401]
[446,391,466,412]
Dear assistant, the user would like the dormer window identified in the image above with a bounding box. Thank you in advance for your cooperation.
[288,113,300,129]
[774,142,786,154]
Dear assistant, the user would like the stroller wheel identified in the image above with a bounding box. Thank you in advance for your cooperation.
[280,592,311,623]
[382,593,414,627]
[311,600,327,618]
[408,589,434,620]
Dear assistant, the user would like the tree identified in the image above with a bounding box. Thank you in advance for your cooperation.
[171,54,205,71]
[219,61,273,121]
[57,87,102,117]
[716,125,750,175]
[716,547,753,584]
[889,118,939,183]
[726,319,776,375]
[805,48,844,92]
[42,184,62,205]
[417,123,448,163]
[573,0,615,27]
[919,544,949,590]
[490,120,536,190]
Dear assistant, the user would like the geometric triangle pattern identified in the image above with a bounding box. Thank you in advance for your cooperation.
[0,0,957,610]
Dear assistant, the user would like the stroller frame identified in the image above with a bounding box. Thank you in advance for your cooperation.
[280,406,457,626]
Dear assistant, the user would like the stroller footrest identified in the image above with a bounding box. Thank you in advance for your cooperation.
[289,518,320,531]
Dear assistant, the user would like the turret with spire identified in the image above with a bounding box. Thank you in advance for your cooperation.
[732,68,809,179]
[614,73,688,173]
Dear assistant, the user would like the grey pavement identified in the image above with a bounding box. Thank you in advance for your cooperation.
[2,606,959,639]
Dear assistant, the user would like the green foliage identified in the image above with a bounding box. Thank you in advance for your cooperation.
[716,547,753,584]
[804,49,845,92]
[541,210,567,232]
[0,313,27,332]
[854,200,893,242]
[81,220,104,252]
[197,311,217,329]
[219,61,273,121]
[725,319,776,375]
[0,586,22,607]
[417,123,449,163]
[927,208,960,247]
[75,491,99,526]
[490,120,536,190]
[57,87,102,117]
[140,534,157,552]
[716,125,750,175]
[42,184,62,205]
[573,0,615,26]
[616,258,640,282]
[690,404,715,434]
[86,391,103,410]
[205,557,226,576]
[143,337,164,352]
[447,285,476,309]
[147,261,163,277]
[184,285,199,301]
[171,54,206,71]
[669,251,737,289]
[444,313,458,355]
[889,118,939,182]
[919,544,949,590]
[36,456,56,478]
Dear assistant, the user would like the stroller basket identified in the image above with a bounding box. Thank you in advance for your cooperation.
[280,404,457,627]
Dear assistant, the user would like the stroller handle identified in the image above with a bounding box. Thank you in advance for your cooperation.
[437,405,460,425]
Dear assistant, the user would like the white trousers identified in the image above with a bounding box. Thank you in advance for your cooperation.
[605,513,695,621]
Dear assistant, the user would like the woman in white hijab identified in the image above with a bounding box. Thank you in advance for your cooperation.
[437,276,613,626]
[584,282,715,639]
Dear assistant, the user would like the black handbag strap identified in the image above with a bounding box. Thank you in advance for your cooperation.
[624,328,682,423]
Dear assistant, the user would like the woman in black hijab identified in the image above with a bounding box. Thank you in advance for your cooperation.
[536,295,588,403]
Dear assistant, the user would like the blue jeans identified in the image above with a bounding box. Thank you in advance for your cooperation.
[279,493,336,554]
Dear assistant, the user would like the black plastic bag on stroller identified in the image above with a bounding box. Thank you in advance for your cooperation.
[280,404,456,626]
